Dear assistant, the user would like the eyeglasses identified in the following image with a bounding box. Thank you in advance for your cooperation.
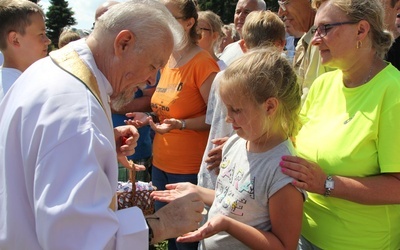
[311,21,358,38]
[174,16,186,20]
[198,27,212,32]
[278,0,290,11]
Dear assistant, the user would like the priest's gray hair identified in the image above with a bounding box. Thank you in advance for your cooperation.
[94,0,184,52]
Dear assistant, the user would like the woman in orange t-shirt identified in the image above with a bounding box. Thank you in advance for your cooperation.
[126,1,218,249]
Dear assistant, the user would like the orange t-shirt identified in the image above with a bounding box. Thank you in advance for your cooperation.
[151,50,219,174]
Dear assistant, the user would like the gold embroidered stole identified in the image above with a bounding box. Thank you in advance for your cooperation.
[49,46,117,211]
[49,46,105,110]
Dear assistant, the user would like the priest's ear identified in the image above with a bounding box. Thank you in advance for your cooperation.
[114,30,136,56]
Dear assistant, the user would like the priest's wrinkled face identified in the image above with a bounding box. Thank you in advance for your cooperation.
[109,29,173,111]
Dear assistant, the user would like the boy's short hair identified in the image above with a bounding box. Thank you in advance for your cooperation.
[242,10,286,49]
[0,0,45,50]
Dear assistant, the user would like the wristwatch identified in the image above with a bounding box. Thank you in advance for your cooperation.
[324,175,334,197]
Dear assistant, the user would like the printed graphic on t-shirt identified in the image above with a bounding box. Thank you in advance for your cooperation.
[216,157,255,217]
[152,81,183,121]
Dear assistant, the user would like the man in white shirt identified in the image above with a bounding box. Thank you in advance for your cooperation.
[0,1,203,249]
[218,0,266,66]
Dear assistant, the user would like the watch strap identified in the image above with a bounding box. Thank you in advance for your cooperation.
[324,175,334,197]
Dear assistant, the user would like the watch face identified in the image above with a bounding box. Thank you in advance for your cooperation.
[326,180,334,189]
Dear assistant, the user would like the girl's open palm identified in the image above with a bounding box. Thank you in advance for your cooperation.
[151,182,198,203]
[177,215,227,243]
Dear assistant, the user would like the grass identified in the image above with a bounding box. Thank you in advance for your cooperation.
[151,240,167,250]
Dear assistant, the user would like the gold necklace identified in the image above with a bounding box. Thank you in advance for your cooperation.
[170,44,192,68]
[172,53,184,68]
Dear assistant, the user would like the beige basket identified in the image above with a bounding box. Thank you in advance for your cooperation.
[117,161,156,215]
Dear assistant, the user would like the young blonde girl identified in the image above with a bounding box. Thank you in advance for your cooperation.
[152,48,306,250]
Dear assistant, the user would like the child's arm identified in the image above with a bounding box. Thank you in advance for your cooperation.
[151,182,215,207]
[177,184,303,250]
[265,184,304,249]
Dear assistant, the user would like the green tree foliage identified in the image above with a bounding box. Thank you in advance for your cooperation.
[198,0,236,24]
[45,0,76,48]
[198,0,279,24]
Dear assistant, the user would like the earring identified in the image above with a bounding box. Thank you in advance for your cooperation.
[356,40,362,49]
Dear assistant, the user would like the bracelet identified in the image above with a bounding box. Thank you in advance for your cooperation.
[180,119,186,130]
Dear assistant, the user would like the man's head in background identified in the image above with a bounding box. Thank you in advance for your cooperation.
[234,0,266,38]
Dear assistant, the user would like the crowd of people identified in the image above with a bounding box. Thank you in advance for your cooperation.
[1,0,400,249]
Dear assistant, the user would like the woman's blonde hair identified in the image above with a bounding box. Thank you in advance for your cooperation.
[198,10,224,37]
[220,48,301,137]
[312,0,393,58]
[58,28,81,48]
[198,10,224,52]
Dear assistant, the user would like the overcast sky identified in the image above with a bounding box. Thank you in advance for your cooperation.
[40,0,112,30]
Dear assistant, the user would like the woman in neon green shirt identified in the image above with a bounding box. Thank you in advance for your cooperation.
[279,0,400,249]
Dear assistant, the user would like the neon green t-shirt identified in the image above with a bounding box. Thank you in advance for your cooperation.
[297,64,400,250]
